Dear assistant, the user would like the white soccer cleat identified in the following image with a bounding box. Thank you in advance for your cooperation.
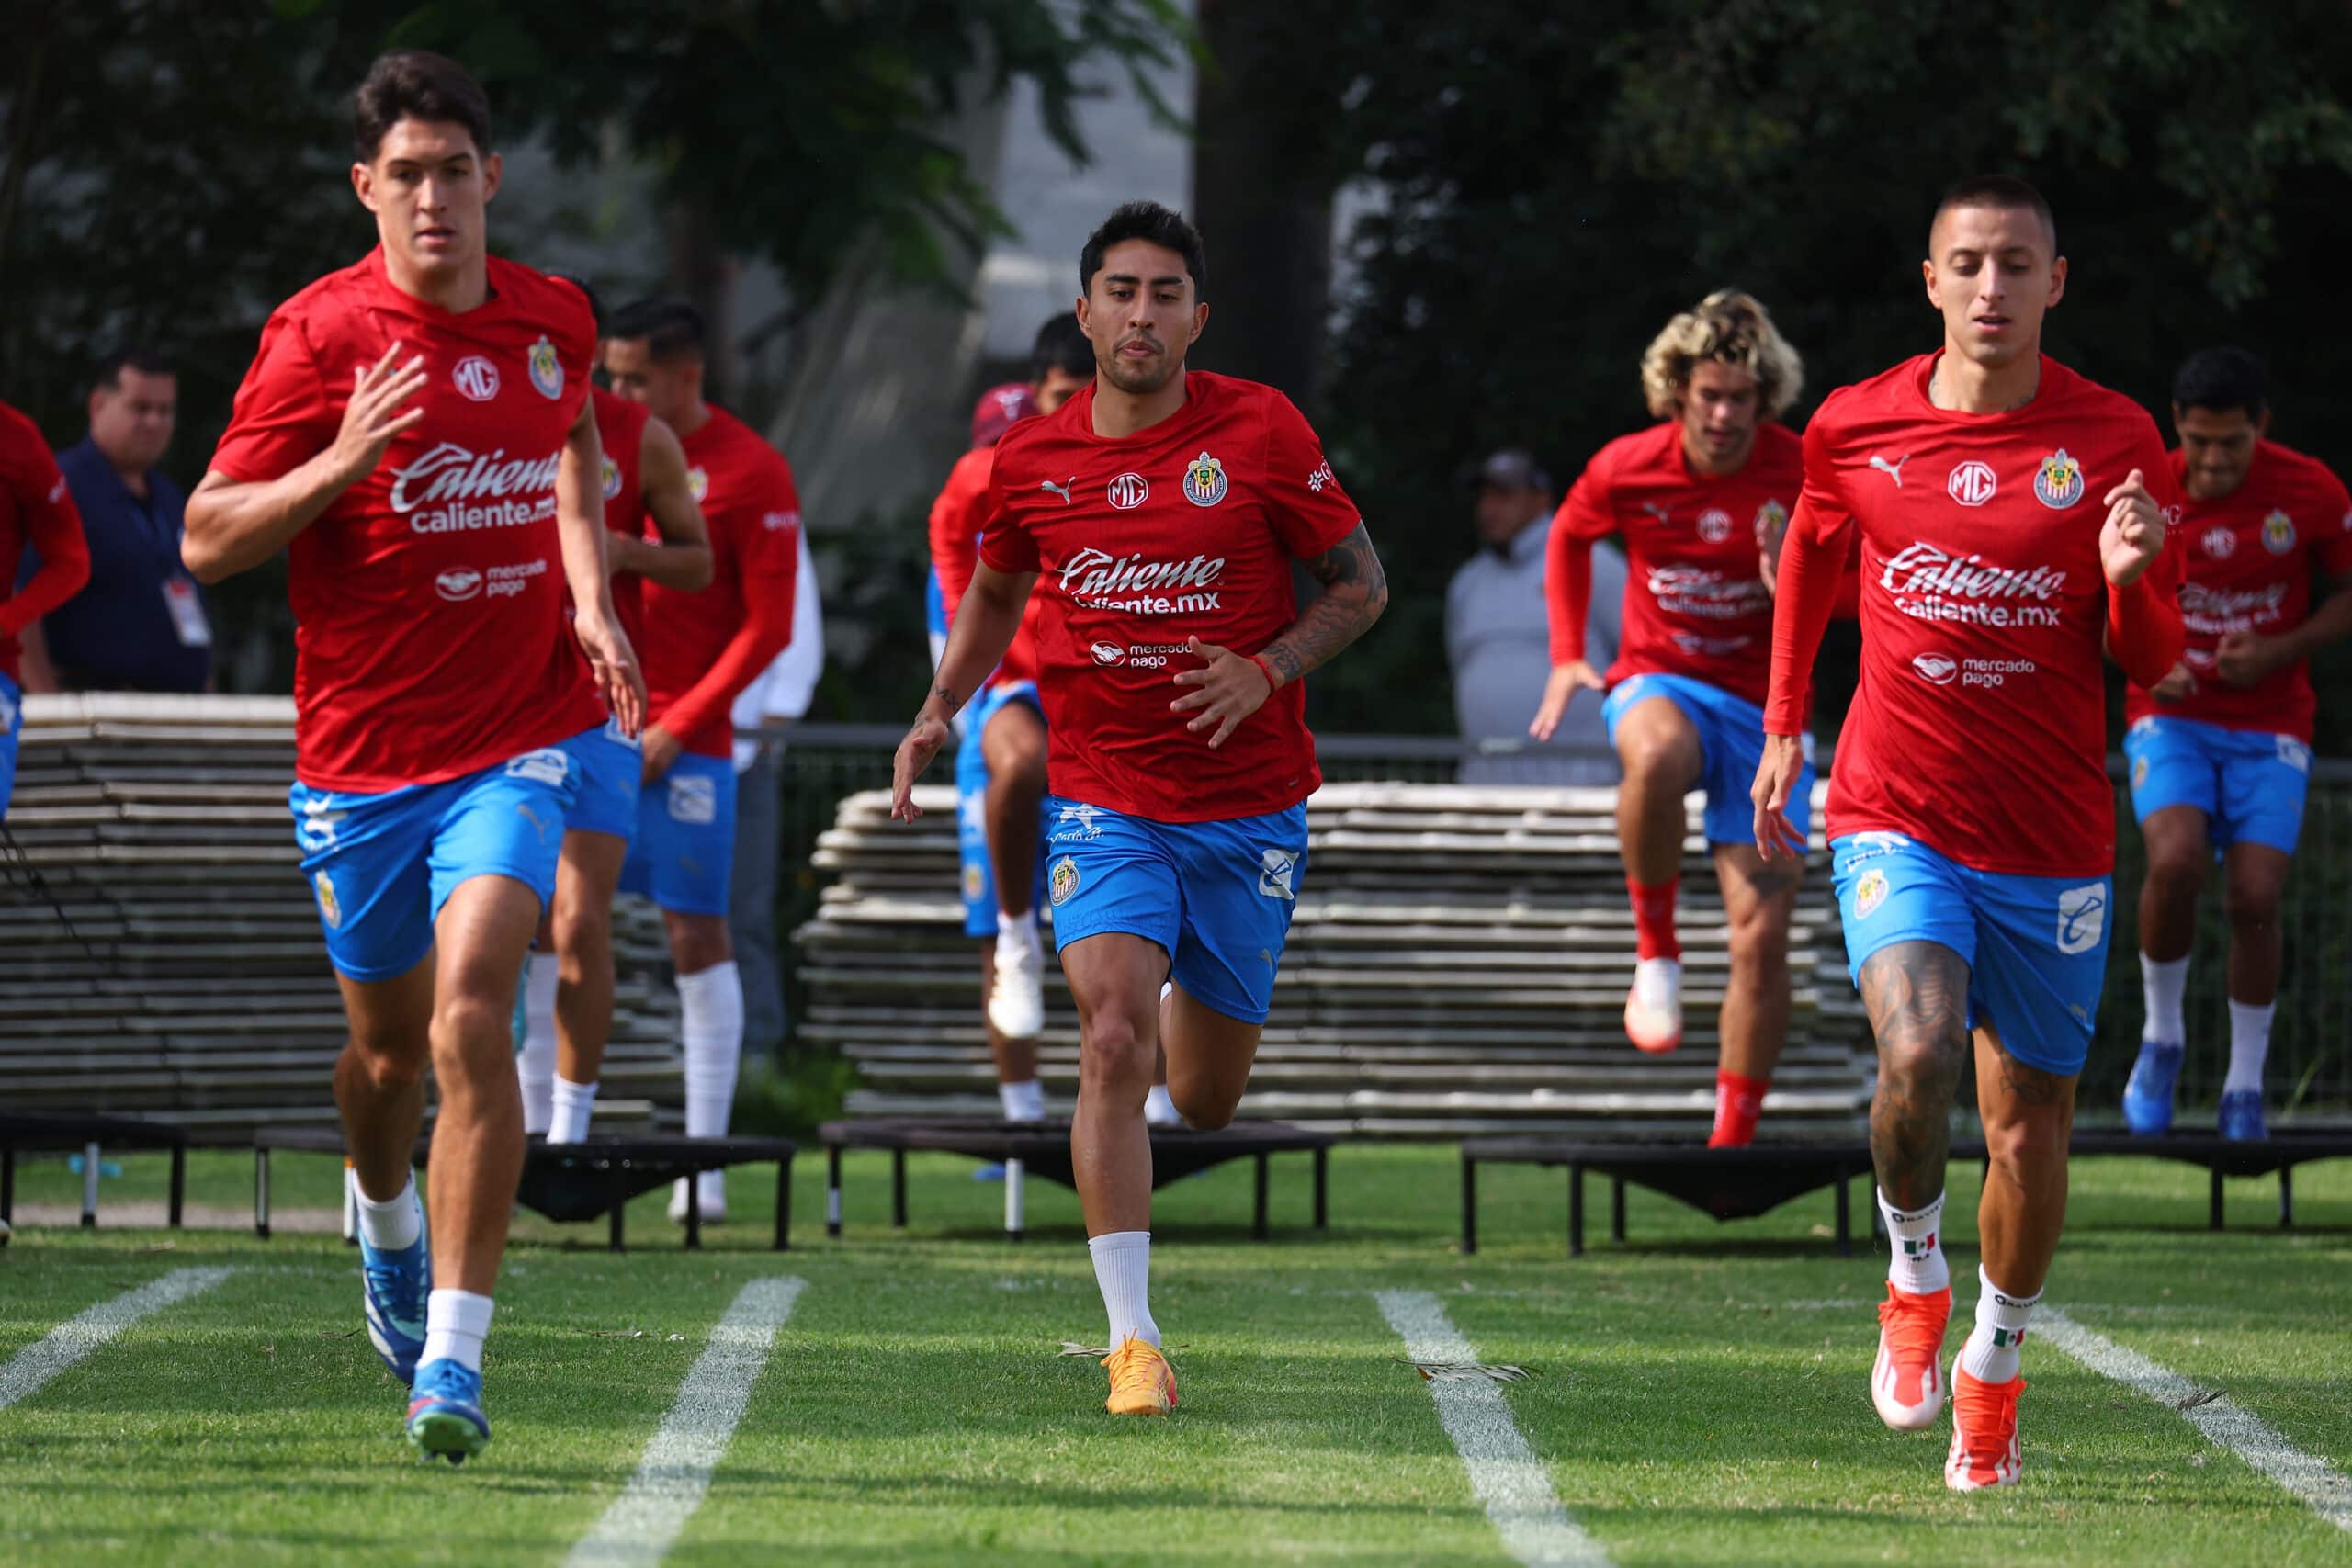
[1872,1283,1953,1430]
[1623,957,1683,1055]
[667,1171,727,1225]
[989,920,1047,1040]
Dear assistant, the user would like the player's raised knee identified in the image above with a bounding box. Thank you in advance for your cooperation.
[1981,1106,2067,1176]
[1169,1080,1238,1131]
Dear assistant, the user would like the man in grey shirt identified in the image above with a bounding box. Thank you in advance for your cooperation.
[1445,449,1624,784]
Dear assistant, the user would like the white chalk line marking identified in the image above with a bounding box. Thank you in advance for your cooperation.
[564,1276,807,1568]
[1376,1289,1612,1568]
[0,1267,238,1411]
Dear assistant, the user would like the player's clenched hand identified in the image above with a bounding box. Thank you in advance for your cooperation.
[331,343,428,484]
[2213,630,2283,688]
[1170,637,1273,749]
[2148,660,2198,702]
[891,716,952,821]
[573,605,647,739]
[638,723,682,784]
[1529,660,1605,741]
[1749,733,1810,862]
[2099,468,2166,587]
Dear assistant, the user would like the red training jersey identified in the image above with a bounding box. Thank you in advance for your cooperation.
[1550,421,1804,706]
[591,385,651,645]
[208,249,605,793]
[637,405,800,759]
[2122,440,2352,741]
[0,400,91,686]
[1767,354,2183,877]
[977,372,1363,821]
[930,445,1046,689]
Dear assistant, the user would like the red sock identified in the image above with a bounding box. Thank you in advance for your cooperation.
[1710,1070,1768,1148]
[1628,876,1680,962]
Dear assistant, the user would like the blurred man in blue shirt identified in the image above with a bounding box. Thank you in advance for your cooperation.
[20,348,211,694]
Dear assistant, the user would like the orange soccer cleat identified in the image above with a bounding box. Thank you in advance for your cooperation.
[1102,1336,1178,1416]
[1871,1282,1953,1430]
[1945,1365,2028,1491]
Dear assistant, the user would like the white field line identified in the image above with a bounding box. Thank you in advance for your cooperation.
[0,1267,237,1411]
[2040,1307,2352,1532]
[1375,1290,1612,1568]
[564,1276,807,1568]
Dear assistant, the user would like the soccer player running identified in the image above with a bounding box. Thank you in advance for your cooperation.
[0,400,90,818]
[891,201,1385,1416]
[1752,175,2182,1492]
[927,316,1121,1126]
[515,276,712,1144]
[601,299,801,1221]
[183,51,645,1461]
[2120,347,2352,1141]
[1531,289,1822,1146]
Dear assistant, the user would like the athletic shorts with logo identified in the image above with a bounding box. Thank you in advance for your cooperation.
[1832,831,2111,1077]
[2124,715,2310,855]
[560,716,646,842]
[290,732,590,982]
[619,751,737,916]
[1044,794,1308,1026]
[1603,671,1815,844]
[956,682,1049,939]
[0,673,19,820]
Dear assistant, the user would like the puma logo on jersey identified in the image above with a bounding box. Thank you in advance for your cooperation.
[1039,478,1075,504]
[1870,454,1911,487]
[1639,502,1671,523]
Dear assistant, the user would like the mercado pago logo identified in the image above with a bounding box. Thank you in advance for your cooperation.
[390,443,561,533]
[1057,547,1228,614]
[1878,542,2065,628]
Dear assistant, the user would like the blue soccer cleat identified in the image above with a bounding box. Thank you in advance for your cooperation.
[2217,1089,2267,1143]
[2120,1039,2183,1135]
[406,1359,491,1463]
[360,1219,431,1386]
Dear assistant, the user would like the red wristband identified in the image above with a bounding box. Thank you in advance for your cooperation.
[1250,652,1280,691]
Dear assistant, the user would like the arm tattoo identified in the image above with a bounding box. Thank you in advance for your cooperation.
[1858,941,1972,1210]
[1262,523,1389,685]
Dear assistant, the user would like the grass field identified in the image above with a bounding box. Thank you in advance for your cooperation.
[2,1142,2347,1566]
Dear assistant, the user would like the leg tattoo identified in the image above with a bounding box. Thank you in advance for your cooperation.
[1860,942,1972,1211]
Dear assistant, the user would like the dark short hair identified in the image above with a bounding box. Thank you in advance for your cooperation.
[605,299,706,363]
[1080,201,1207,302]
[1929,174,2056,254]
[355,51,492,163]
[1030,314,1094,382]
[93,345,173,393]
[2173,346,2267,421]
[547,273,605,334]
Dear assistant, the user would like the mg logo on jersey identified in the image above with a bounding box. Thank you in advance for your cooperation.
[452,355,500,402]
[1697,507,1733,543]
[1106,472,1149,510]
[1257,847,1297,901]
[2055,883,2108,955]
[1911,652,1959,685]
[2201,525,2237,558]
[2262,509,2296,554]
[1947,461,1997,507]
[2033,449,2085,509]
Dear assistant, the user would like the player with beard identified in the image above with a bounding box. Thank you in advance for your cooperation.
[891,201,1387,1416]
[185,51,645,1461]
[1753,175,2181,1491]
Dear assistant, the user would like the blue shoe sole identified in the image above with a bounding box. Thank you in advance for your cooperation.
[407,1405,490,1463]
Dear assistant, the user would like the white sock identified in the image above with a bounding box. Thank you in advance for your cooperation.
[1878,1188,1949,1295]
[999,908,1038,944]
[1145,1085,1182,1127]
[1088,1230,1159,1348]
[679,960,744,1139]
[518,953,560,1135]
[420,1289,495,1376]
[2224,999,2275,1096]
[1000,1079,1045,1122]
[2141,953,2188,1044]
[354,1173,422,1251]
[550,1077,599,1144]
[1957,1266,2039,1384]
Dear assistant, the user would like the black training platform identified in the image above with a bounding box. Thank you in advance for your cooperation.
[250,1127,795,1251]
[0,1111,192,1231]
[2043,1129,2351,1230]
[817,1117,1333,1241]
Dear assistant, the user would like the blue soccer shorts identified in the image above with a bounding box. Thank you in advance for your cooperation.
[1832,831,2112,1077]
[1044,794,1309,1026]
[560,716,645,842]
[1604,671,1815,845]
[955,682,1050,939]
[0,672,18,820]
[289,734,587,983]
[2124,715,2310,855]
[619,750,738,917]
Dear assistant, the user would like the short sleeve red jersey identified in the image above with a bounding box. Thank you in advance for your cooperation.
[590,385,651,644]
[1554,421,1803,705]
[207,249,605,793]
[977,372,1361,821]
[638,405,801,758]
[930,445,1045,689]
[1791,354,2181,877]
[0,400,90,683]
[2122,441,2352,740]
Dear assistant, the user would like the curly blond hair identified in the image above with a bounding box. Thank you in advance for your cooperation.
[1640,289,1804,421]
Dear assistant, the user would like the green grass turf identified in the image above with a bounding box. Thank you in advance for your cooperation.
[1,1143,2346,1565]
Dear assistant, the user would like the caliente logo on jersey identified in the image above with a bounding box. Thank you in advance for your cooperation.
[390,444,562,534]
[2032,449,2085,509]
